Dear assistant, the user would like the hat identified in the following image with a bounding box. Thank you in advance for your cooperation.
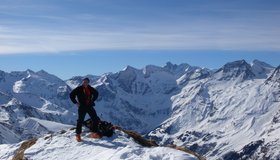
[82,77,90,82]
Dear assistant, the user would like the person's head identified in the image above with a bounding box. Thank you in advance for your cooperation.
[82,78,90,87]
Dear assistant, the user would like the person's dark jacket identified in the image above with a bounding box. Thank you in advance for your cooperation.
[70,85,99,107]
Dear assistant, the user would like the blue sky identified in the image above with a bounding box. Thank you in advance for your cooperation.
[0,0,279,79]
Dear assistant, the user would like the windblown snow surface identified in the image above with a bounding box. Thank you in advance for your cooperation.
[0,129,197,160]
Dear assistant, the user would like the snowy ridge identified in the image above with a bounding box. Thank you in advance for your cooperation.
[0,69,76,143]
[0,129,197,160]
[0,59,280,159]
[148,60,280,159]
[251,60,274,79]
[213,60,255,81]
[266,65,280,84]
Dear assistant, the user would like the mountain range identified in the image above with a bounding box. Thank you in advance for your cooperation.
[0,59,279,160]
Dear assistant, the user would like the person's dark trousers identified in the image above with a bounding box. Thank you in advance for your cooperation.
[76,106,100,135]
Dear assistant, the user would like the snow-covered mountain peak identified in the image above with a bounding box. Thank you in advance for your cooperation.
[36,69,48,74]
[36,70,57,79]
[214,60,255,81]
[251,59,274,78]
[219,59,250,71]
[113,65,141,93]
[26,69,35,74]
[142,65,166,77]
[117,65,140,79]
[11,70,69,98]
[122,65,138,72]
[266,65,280,83]
[252,59,274,68]
[164,62,193,76]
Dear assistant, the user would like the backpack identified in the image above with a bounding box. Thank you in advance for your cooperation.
[98,121,114,137]
[83,119,114,137]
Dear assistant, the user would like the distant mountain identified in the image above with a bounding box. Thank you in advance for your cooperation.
[213,60,255,81]
[251,59,274,78]
[0,59,279,160]
[0,69,75,143]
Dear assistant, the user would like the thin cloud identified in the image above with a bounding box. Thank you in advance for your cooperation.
[0,0,279,54]
[0,25,279,54]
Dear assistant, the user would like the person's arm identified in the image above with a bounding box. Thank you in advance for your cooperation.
[91,87,99,102]
[70,87,79,104]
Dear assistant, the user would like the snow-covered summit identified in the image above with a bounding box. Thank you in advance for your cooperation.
[115,65,140,93]
[251,59,274,69]
[0,129,198,160]
[214,60,256,81]
[251,59,274,78]
[143,65,167,77]
[164,62,192,76]
[0,69,75,144]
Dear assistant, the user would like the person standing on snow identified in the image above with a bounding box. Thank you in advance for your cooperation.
[70,78,101,142]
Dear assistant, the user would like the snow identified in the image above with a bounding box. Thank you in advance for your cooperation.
[20,117,74,132]
[149,66,280,159]
[0,130,197,160]
[251,59,274,78]
[0,59,280,159]
[0,143,20,160]
[0,123,20,144]
[13,80,26,93]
